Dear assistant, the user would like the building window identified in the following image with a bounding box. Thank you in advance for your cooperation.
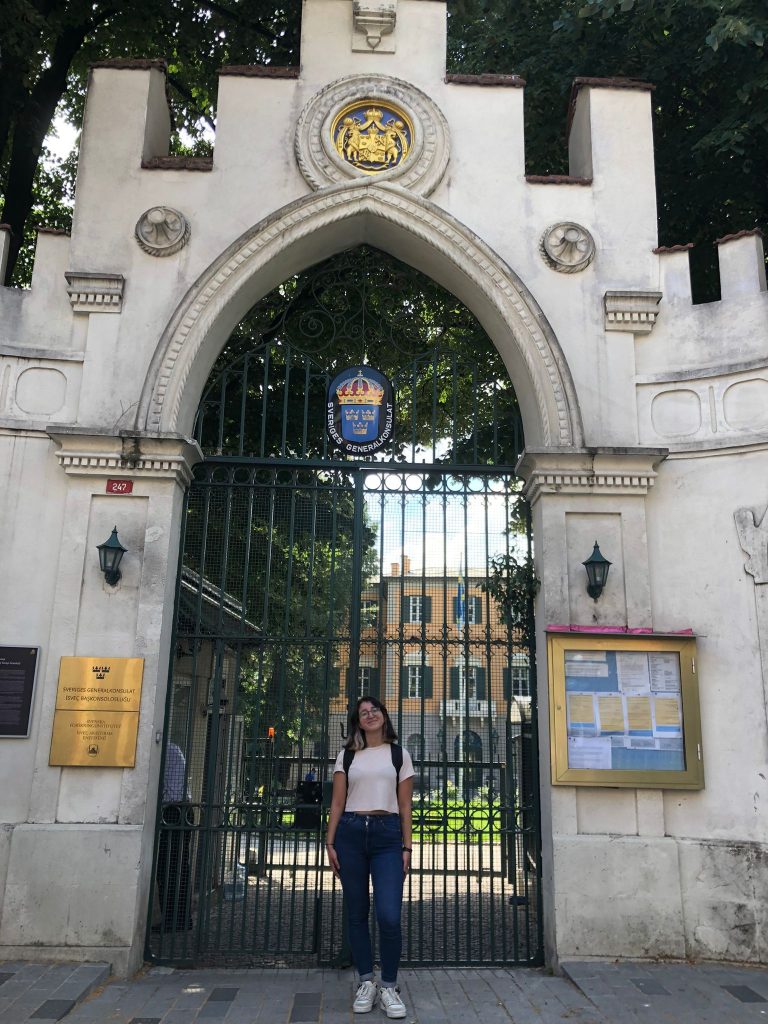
[401,661,433,698]
[457,664,480,698]
[408,596,423,623]
[449,663,485,700]
[361,599,378,629]
[454,593,482,625]
[509,658,529,697]
[358,666,372,696]
[503,656,530,700]
[407,665,422,698]
[401,595,431,625]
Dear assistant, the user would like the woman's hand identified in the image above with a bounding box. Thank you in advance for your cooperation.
[326,843,341,879]
[402,849,411,876]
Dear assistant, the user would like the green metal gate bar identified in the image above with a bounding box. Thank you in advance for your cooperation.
[147,246,542,967]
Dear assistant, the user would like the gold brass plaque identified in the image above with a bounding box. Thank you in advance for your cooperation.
[56,656,144,711]
[49,710,140,767]
[331,101,412,174]
[49,657,144,767]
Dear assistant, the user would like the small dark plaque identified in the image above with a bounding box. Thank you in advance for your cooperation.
[327,366,394,455]
[106,478,134,494]
[0,647,39,738]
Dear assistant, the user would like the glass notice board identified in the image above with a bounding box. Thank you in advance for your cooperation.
[547,632,704,789]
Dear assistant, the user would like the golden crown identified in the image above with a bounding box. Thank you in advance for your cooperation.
[336,372,385,406]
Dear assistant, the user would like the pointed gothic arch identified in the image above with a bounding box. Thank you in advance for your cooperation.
[137,180,583,448]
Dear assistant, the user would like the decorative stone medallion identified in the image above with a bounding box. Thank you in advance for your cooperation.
[332,101,412,174]
[135,206,190,257]
[540,222,595,273]
[295,75,449,196]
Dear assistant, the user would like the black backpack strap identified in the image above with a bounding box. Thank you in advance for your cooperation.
[391,743,403,796]
[342,748,355,796]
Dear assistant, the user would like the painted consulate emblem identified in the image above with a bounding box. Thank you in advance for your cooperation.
[327,366,395,454]
[332,102,412,174]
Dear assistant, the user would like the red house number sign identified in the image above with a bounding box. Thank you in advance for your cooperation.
[106,479,133,494]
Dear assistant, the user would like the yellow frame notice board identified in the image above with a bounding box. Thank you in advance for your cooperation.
[547,632,703,789]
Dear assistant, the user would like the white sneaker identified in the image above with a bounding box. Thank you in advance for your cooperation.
[353,980,378,1013]
[379,986,407,1019]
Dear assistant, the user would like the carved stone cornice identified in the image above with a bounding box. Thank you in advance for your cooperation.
[65,272,124,313]
[353,0,396,52]
[48,430,202,487]
[604,290,662,333]
[517,447,668,504]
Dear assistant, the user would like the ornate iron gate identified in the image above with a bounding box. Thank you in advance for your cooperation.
[148,247,542,967]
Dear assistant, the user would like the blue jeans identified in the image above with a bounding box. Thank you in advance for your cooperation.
[334,812,404,984]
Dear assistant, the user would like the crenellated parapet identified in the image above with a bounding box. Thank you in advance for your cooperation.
[637,229,767,450]
[0,0,765,456]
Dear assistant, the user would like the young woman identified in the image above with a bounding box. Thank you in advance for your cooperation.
[326,696,414,1019]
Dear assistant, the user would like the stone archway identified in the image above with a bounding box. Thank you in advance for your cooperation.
[150,243,547,966]
[136,180,583,448]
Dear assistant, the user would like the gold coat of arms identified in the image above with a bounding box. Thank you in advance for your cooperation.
[332,102,412,174]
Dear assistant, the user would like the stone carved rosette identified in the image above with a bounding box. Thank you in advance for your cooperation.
[135,206,191,257]
[540,222,596,273]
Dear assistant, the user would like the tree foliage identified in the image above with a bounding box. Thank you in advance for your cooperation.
[448,0,767,297]
[0,0,299,283]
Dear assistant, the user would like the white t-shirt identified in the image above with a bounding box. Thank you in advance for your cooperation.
[333,743,415,814]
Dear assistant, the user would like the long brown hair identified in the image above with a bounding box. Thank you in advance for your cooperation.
[344,695,398,751]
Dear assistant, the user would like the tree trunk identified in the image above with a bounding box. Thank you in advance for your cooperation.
[0,61,28,191]
[1,22,91,284]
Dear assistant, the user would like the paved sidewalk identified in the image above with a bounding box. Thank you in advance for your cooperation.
[0,961,109,1022]
[1,960,768,1022]
[562,961,768,1022]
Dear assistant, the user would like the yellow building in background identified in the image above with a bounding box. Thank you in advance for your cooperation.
[330,557,530,777]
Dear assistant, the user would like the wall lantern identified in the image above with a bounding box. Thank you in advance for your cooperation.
[97,526,126,586]
[583,541,611,600]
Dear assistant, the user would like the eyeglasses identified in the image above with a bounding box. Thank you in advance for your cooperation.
[359,708,381,719]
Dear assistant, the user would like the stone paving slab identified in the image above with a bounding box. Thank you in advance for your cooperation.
[561,961,768,1024]
[2,960,767,1023]
[0,962,109,1022]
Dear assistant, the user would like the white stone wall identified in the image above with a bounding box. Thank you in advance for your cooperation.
[0,0,766,972]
